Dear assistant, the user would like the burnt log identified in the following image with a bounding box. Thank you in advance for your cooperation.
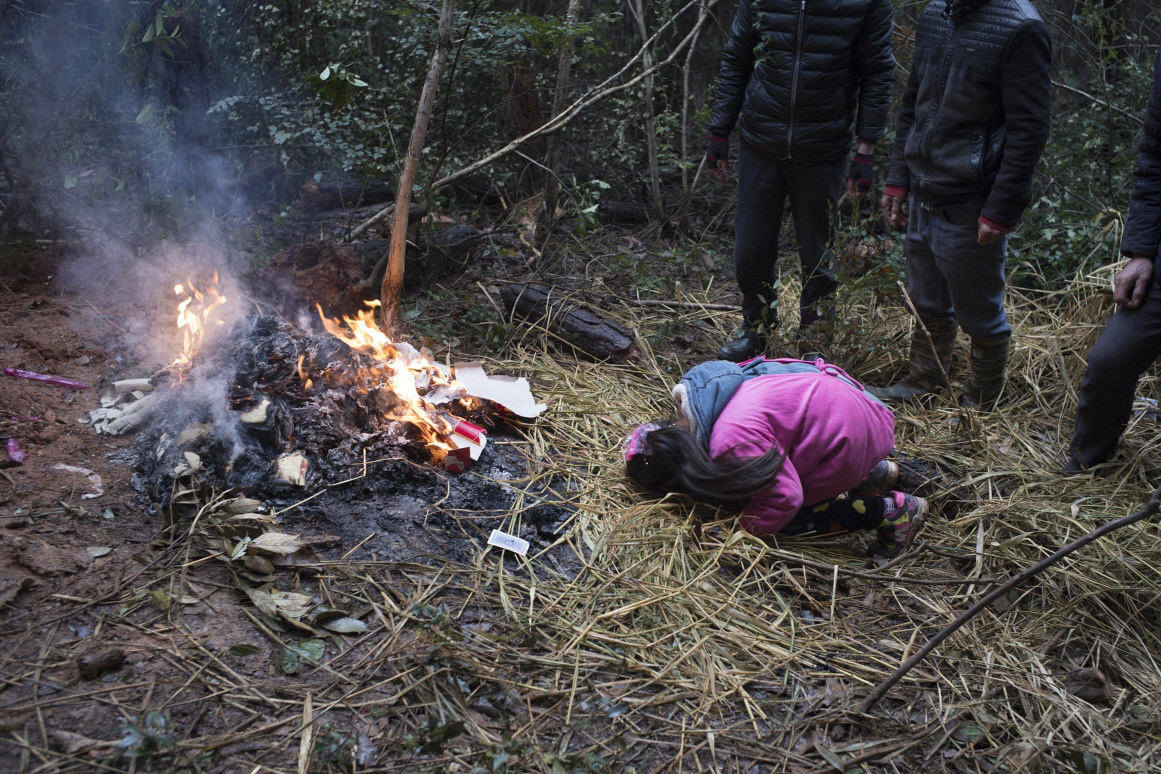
[598,200,651,224]
[425,224,485,276]
[295,177,395,210]
[500,283,632,361]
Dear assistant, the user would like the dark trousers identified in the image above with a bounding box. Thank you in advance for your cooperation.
[733,146,843,328]
[781,495,886,536]
[905,199,1010,341]
[1069,253,1161,467]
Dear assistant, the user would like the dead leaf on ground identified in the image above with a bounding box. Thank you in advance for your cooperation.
[249,531,306,555]
[50,728,116,756]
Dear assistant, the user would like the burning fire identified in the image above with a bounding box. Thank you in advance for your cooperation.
[164,279,480,464]
[315,300,474,454]
[171,273,228,370]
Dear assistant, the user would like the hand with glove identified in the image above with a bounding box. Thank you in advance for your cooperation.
[847,149,875,198]
[706,135,729,183]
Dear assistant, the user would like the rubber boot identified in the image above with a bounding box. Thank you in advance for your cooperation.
[870,491,928,559]
[849,459,899,497]
[958,336,1010,409]
[867,319,957,403]
[718,315,769,362]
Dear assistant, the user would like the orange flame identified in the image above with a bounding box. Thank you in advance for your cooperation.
[171,273,228,370]
[316,300,466,453]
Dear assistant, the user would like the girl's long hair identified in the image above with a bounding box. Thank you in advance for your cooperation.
[625,425,785,509]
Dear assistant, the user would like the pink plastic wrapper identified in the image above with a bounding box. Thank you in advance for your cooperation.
[5,438,26,466]
[3,367,90,390]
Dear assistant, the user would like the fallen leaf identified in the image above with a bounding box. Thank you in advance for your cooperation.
[220,497,265,515]
[320,616,369,634]
[243,554,276,575]
[86,546,112,558]
[249,532,306,555]
[0,576,36,608]
[242,584,315,631]
[229,643,261,657]
[51,728,115,755]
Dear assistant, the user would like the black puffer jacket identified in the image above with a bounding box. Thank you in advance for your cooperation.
[1123,46,1161,260]
[885,0,1051,227]
[708,0,895,162]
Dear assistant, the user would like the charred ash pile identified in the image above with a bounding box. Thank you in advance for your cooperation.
[132,313,502,511]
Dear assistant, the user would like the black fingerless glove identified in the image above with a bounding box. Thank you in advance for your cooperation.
[849,151,874,192]
[706,135,729,165]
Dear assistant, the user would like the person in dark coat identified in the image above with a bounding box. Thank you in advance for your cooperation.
[706,0,896,362]
[869,0,1051,408]
[1066,47,1161,471]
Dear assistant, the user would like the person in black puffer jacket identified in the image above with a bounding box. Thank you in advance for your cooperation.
[1065,46,1161,471]
[869,0,1052,408]
[706,0,896,362]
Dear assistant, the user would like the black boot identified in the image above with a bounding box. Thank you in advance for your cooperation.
[718,313,770,362]
[959,336,1010,409]
[717,328,767,362]
[867,319,957,403]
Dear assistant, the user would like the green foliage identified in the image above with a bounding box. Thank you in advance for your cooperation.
[310,723,355,772]
[311,63,369,109]
[1014,3,1157,284]
[570,177,610,236]
[402,714,466,755]
[114,710,176,763]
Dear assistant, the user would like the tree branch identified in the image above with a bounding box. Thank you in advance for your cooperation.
[347,0,721,241]
[1052,78,1145,126]
[860,482,1161,713]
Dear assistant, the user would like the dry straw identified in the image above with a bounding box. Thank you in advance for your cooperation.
[7,261,1161,773]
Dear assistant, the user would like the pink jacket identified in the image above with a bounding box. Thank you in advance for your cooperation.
[708,372,895,535]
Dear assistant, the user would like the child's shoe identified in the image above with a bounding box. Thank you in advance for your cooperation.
[872,491,927,559]
[850,459,899,497]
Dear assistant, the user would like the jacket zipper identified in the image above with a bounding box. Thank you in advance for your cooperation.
[786,0,806,159]
[919,17,959,189]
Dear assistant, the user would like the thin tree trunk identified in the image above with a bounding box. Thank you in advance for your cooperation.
[629,0,663,218]
[542,0,582,235]
[679,2,710,195]
[379,0,455,335]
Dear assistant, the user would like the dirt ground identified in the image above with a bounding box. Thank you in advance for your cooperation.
[1,248,162,763]
[0,244,572,772]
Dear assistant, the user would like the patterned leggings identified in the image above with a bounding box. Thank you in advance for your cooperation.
[780,495,887,536]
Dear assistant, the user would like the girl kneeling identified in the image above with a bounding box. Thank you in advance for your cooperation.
[624,358,926,558]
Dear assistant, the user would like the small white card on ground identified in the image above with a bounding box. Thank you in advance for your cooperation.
[487,529,529,556]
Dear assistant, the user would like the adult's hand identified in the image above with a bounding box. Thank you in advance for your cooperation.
[1113,255,1154,309]
[881,192,907,231]
[706,135,729,183]
[847,147,875,199]
[977,221,1005,245]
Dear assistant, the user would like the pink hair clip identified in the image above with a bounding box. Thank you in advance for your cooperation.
[623,422,660,461]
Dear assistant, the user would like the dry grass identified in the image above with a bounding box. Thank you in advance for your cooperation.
[5,260,1161,773]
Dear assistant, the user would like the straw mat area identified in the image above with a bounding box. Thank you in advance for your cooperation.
[10,263,1161,773]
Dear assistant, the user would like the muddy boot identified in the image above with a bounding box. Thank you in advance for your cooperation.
[717,315,769,362]
[867,319,957,403]
[959,336,1010,409]
[850,459,899,497]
